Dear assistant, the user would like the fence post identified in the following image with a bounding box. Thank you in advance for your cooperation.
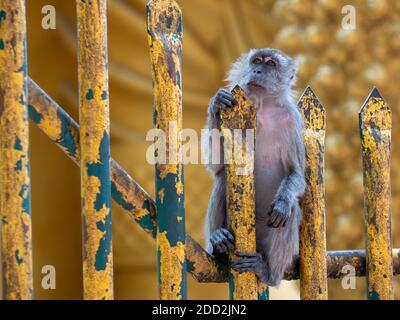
[77,0,114,300]
[220,85,259,300]
[147,0,187,300]
[0,0,33,300]
[359,87,393,300]
[298,87,327,300]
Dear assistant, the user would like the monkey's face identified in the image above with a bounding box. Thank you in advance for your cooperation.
[227,48,298,98]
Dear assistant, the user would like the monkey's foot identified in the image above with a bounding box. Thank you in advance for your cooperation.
[231,252,269,283]
[210,228,235,254]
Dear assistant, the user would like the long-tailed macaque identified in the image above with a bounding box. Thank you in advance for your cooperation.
[203,48,306,286]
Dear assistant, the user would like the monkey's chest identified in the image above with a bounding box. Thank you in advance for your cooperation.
[254,114,293,216]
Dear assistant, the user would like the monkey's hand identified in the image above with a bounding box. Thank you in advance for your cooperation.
[210,228,235,255]
[231,252,269,283]
[267,198,291,228]
[208,88,238,117]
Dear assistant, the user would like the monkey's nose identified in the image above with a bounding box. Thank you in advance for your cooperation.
[253,70,262,74]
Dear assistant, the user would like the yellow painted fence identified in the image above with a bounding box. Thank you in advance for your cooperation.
[0,0,396,300]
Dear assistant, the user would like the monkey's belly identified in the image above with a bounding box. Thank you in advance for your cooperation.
[254,162,285,222]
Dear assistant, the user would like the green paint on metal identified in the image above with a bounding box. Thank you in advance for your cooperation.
[368,290,380,300]
[86,131,111,212]
[155,169,185,246]
[15,158,22,171]
[28,104,43,124]
[18,183,30,215]
[15,250,23,265]
[110,183,134,211]
[14,137,23,150]
[95,212,112,271]
[85,89,94,100]
[57,108,77,158]
[0,10,6,22]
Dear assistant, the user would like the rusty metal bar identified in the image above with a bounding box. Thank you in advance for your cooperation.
[220,86,258,300]
[298,87,327,300]
[286,249,400,281]
[27,81,400,284]
[147,0,187,300]
[27,79,226,283]
[0,0,33,300]
[76,0,113,300]
[359,87,393,300]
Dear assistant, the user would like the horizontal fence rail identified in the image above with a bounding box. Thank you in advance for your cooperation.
[27,79,400,284]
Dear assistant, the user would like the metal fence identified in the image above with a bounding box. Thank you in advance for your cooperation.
[0,0,396,300]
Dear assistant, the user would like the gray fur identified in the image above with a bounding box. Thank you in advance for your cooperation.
[203,48,306,286]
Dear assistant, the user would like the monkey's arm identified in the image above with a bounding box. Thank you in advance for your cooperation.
[203,88,237,176]
[203,88,238,256]
[268,126,306,228]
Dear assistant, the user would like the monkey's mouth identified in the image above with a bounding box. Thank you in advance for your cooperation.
[247,81,265,90]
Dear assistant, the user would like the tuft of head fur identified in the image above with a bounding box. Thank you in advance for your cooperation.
[226,48,299,101]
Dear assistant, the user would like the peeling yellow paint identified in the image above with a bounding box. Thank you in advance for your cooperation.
[298,87,327,300]
[0,0,33,300]
[147,0,187,300]
[77,0,113,300]
[176,180,183,195]
[158,188,165,204]
[359,89,393,300]
[221,86,258,300]
[158,231,185,299]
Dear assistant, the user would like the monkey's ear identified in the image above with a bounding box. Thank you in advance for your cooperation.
[289,58,300,82]
[291,58,300,74]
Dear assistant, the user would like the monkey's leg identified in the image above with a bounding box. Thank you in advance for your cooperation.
[204,173,234,255]
[265,204,301,286]
[232,204,301,286]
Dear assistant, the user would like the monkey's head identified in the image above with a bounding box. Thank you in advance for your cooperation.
[226,48,298,98]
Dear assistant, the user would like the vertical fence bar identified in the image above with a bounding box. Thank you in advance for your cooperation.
[77,0,113,300]
[221,86,258,300]
[147,0,187,300]
[298,87,327,300]
[0,0,33,300]
[359,87,393,300]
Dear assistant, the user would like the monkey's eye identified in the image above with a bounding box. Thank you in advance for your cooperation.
[252,57,263,64]
[266,59,277,67]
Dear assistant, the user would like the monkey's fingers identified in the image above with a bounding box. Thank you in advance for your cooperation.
[224,240,235,251]
[271,215,285,228]
[273,215,288,228]
[215,238,229,253]
[211,234,228,253]
[213,243,226,254]
[231,263,257,273]
[221,228,235,243]
[267,211,281,227]
[217,90,238,106]
[235,252,260,259]
[216,97,235,108]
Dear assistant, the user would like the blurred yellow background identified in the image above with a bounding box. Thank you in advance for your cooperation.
[19,0,400,299]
